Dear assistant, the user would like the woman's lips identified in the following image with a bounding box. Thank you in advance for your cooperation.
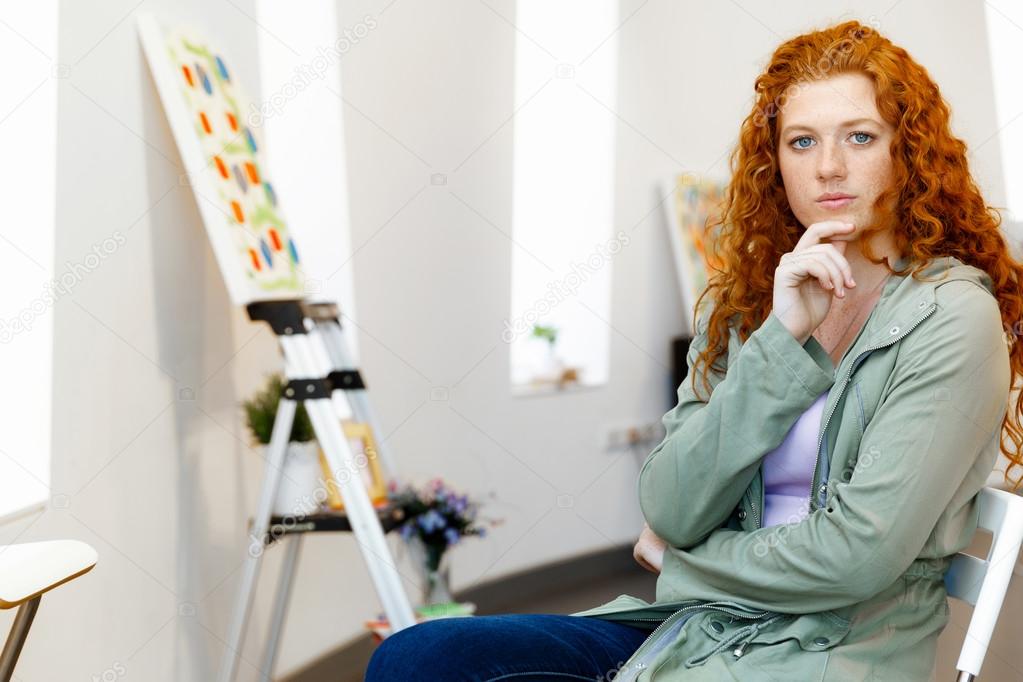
[817,196,855,210]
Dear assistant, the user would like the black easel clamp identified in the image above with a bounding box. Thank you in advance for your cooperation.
[283,378,332,400]
[246,299,308,336]
[328,369,366,390]
[300,301,341,322]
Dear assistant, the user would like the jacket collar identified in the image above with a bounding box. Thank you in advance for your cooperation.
[862,254,996,348]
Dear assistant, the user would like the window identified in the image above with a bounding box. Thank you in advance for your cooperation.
[508,0,621,394]
[0,0,58,521]
[255,0,361,363]
[984,1,1023,226]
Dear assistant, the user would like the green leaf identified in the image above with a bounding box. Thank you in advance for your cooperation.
[241,373,316,444]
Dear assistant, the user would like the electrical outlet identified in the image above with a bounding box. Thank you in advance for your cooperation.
[602,421,664,451]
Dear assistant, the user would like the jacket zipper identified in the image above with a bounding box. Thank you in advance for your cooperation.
[808,302,937,512]
[744,486,762,529]
[757,472,763,529]
[617,602,771,677]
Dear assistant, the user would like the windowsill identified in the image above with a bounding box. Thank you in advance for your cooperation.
[0,500,46,528]
[511,380,605,398]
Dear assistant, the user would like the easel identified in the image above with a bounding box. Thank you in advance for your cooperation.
[217,300,416,682]
[135,17,418,680]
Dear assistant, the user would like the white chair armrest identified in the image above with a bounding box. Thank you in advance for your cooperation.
[0,540,97,609]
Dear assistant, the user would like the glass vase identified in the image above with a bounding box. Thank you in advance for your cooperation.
[424,554,454,605]
[408,537,454,605]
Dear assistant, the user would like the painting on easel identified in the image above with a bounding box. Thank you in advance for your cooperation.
[661,173,727,337]
[138,14,305,305]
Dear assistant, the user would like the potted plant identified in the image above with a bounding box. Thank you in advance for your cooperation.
[242,373,322,517]
[531,323,564,381]
[388,478,500,606]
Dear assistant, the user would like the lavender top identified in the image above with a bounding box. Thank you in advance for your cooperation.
[761,389,830,527]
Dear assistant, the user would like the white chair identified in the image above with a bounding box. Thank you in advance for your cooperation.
[0,540,97,681]
[944,487,1023,681]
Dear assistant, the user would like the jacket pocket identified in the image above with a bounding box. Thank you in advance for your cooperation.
[569,594,702,629]
[694,608,853,665]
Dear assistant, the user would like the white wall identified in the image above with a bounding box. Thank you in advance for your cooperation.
[0,1,1016,681]
[0,1,399,680]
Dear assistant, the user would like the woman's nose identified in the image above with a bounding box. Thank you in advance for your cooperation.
[815,141,847,181]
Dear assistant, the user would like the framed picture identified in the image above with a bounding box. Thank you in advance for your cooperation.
[318,421,389,510]
[660,173,728,336]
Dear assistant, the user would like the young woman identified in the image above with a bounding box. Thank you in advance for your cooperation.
[366,19,1023,681]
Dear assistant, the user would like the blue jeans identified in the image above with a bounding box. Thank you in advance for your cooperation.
[364,613,651,681]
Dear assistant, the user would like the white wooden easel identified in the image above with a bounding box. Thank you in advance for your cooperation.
[217,300,416,682]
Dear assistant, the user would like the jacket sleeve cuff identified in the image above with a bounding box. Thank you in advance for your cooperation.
[754,312,836,394]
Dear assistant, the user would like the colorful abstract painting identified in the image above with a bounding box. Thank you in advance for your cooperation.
[138,14,304,304]
[661,173,726,336]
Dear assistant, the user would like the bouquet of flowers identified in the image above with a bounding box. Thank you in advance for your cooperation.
[388,477,497,574]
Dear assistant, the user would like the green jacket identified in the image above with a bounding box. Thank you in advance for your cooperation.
[571,255,1012,681]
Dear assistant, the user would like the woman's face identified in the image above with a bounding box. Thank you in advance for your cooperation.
[777,72,895,236]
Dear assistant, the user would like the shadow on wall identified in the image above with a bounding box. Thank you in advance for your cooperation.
[140,44,247,681]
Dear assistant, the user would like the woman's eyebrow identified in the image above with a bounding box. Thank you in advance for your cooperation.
[780,117,882,137]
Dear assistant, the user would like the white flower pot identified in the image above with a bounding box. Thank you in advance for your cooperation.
[534,343,564,381]
[272,441,323,517]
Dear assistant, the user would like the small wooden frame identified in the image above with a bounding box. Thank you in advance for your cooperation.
[317,421,388,510]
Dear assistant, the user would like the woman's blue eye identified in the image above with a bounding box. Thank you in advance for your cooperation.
[851,131,873,144]
[791,136,814,150]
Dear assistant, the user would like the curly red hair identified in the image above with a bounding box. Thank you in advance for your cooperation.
[691,19,1023,489]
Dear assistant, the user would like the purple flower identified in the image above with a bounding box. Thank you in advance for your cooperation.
[445,528,460,546]
[418,509,445,533]
[400,523,414,540]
